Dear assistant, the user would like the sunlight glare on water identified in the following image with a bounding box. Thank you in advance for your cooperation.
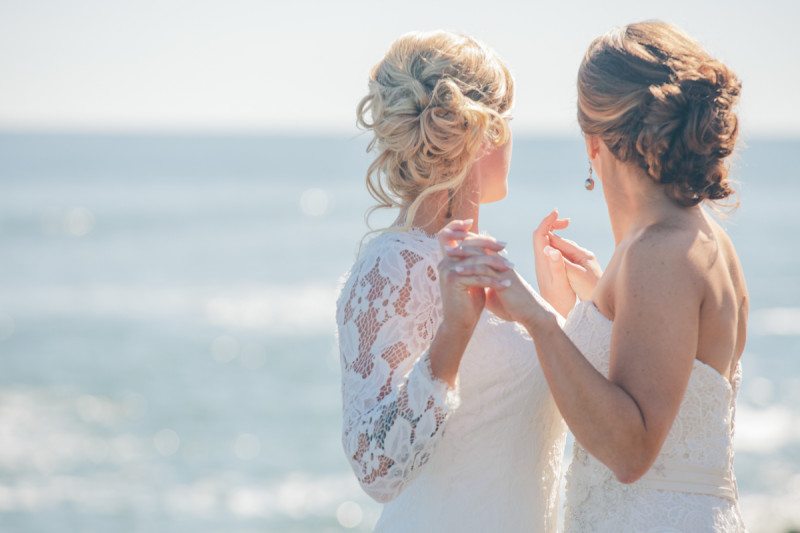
[0,134,797,532]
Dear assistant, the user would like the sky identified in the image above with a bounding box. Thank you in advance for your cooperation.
[1,0,798,137]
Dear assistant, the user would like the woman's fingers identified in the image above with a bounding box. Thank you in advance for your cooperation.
[455,264,506,278]
[438,228,471,242]
[437,219,474,250]
[485,287,513,320]
[445,251,514,288]
[533,209,570,258]
[445,242,505,258]
[558,251,588,275]
[535,209,559,235]
[452,254,514,275]
[445,246,482,258]
[453,274,512,289]
[534,209,570,236]
[462,235,506,251]
[444,218,474,230]
[547,231,595,264]
[546,245,591,282]
[561,252,602,300]
[533,210,557,251]
[445,235,506,257]
[543,245,570,278]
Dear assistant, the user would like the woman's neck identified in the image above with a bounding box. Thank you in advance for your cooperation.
[602,161,688,244]
[402,174,482,236]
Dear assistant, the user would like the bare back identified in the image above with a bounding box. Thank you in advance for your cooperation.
[594,207,748,384]
[695,212,748,381]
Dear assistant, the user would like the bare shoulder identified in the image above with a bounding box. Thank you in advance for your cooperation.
[619,222,706,293]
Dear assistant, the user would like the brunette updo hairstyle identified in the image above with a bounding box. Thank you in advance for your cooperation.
[578,21,741,206]
[357,30,514,230]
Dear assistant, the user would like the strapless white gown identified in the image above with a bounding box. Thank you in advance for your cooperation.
[562,299,747,532]
[336,229,566,532]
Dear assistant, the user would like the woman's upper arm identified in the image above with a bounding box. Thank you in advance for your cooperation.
[337,245,439,385]
[336,244,452,500]
[608,234,704,455]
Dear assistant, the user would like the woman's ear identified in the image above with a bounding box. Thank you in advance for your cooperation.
[584,134,601,161]
[476,139,494,160]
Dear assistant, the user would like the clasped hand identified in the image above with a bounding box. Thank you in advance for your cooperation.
[435,211,603,331]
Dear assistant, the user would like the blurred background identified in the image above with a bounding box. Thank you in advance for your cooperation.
[1,1,798,531]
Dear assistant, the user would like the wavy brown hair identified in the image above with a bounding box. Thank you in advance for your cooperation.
[578,21,741,207]
[357,30,514,234]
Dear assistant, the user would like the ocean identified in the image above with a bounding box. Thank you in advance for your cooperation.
[0,132,798,532]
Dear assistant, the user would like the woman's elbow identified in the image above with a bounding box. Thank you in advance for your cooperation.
[350,464,404,503]
[343,447,403,502]
[613,465,647,484]
[360,479,400,503]
[610,449,657,484]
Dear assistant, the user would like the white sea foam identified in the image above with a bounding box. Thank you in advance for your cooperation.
[741,484,800,533]
[0,387,380,526]
[0,388,148,474]
[204,284,338,333]
[0,283,339,334]
[735,404,800,453]
[0,468,376,526]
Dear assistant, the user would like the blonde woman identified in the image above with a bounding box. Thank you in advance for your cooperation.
[335,31,566,531]
[453,21,747,531]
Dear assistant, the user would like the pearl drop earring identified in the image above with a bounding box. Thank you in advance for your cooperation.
[585,160,595,191]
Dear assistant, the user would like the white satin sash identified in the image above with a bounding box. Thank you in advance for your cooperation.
[637,460,737,501]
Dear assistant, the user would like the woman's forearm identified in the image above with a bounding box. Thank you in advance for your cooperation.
[524,317,653,482]
[544,292,575,320]
[428,321,474,388]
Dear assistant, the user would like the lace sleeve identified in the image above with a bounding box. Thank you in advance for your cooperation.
[336,240,460,503]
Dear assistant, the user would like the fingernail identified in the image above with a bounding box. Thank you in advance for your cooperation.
[500,279,512,287]
[454,265,464,273]
[504,259,515,268]
[497,240,507,247]
[463,218,473,224]
[544,246,560,261]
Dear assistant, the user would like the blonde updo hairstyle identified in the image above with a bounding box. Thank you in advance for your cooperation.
[357,30,514,232]
[578,21,741,207]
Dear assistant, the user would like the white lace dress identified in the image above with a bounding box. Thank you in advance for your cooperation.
[562,299,747,532]
[336,228,567,532]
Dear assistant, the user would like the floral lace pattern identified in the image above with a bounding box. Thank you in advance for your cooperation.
[562,300,747,532]
[336,228,567,531]
[336,229,458,503]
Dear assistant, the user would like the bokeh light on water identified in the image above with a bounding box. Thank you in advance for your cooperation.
[300,187,332,217]
[0,134,798,531]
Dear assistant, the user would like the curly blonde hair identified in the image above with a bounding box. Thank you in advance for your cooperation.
[356,30,514,234]
[578,21,741,207]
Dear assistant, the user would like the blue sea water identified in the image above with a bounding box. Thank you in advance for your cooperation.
[0,133,798,532]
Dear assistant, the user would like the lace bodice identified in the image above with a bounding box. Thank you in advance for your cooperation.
[562,299,747,532]
[336,228,567,531]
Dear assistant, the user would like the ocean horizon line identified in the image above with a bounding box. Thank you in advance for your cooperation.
[1,128,798,143]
